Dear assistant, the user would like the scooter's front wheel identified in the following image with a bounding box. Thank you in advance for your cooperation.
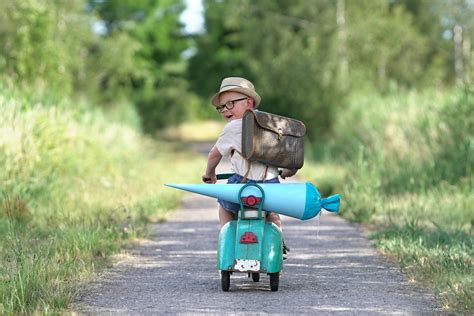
[221,271,230,291]
[252,273,260,282]
[269,273,279,291]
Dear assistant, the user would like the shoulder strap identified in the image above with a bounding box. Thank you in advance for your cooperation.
[241,160,251,183]
[233,149,250,183]
[233,149,268,183]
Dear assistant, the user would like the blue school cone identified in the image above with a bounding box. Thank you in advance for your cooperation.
[165,183,340,220]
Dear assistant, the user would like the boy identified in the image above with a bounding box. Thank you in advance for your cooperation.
[202,77,297,255]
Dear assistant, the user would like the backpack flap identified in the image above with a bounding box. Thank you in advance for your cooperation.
[242,110,306,169]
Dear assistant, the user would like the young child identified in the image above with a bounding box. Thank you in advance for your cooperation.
[202,77,297,256]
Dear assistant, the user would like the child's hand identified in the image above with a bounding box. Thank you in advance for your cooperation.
[279,168,298,179]
[202,173,217,184]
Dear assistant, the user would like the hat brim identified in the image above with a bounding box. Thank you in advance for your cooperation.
[211,86,261,108]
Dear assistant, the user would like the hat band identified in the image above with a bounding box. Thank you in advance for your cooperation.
[220,84,253,91]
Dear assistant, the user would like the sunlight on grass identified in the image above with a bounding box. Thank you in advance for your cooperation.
[372,223,473,311]
[161,120,224,142]
[304,88,473,312]
[0,90,205,313]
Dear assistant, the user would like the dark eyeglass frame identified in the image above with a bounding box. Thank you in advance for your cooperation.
[215,97,248,113]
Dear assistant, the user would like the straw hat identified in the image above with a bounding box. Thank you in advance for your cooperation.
[211,77,261,107]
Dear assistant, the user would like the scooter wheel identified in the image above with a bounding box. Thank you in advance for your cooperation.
[269,273,279,291]
[252,273,260,282]
[221,271,230,291]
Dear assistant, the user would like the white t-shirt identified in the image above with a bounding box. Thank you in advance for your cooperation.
[215,119,279,180]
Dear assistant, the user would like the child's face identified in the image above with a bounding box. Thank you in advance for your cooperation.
[217,91,253,121]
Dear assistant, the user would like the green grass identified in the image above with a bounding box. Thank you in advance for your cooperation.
[372,222,473,310]
[0,87,205,313]
[301,87,473,312]
[299,160,346,196]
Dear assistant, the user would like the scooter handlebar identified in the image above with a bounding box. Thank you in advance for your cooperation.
[216,173,236,180]
[217,170,284,181]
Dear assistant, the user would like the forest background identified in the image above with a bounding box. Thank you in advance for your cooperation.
[0,0,472,313]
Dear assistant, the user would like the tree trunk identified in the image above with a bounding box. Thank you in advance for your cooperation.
[462,31,471,85]
[453,24,464,85]
[337,0,348,91]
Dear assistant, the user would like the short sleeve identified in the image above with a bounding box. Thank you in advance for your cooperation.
[215,119,242,157]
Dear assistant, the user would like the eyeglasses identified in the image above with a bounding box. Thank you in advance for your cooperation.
[215,97,248,113]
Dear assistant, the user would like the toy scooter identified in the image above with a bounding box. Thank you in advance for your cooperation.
[166,173,340,292]
[217,174,282,291]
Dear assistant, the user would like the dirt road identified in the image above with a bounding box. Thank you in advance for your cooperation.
[74,144,440,314]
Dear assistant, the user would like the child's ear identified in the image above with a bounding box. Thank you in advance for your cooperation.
[247,98,255,109]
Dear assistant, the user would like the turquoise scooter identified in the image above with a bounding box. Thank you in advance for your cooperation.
[166,173,340,292]
[216,173,282,291]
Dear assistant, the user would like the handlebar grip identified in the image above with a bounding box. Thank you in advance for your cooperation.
[216,173,236,180]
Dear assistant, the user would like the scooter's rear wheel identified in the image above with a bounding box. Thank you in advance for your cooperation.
[221,271,230,291]
[251,273,260,282]
[269,273,279,291]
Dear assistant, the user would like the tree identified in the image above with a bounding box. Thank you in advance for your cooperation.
[0,0,95,95]
[187,0,253,100]
[188,0,344,139]
[343,0,429,91]
[393,0,474,86]
[90,0,195,130]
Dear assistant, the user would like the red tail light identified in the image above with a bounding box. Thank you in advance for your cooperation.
[240,232,258,244]
[241,195,261,207]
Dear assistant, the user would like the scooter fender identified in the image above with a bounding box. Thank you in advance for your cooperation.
[217,221,237,271]
[261,222,283,273]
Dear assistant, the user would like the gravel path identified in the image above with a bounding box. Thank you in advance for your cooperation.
[73,143,441,314]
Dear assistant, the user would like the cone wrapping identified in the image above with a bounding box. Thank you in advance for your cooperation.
[165,183,340,220]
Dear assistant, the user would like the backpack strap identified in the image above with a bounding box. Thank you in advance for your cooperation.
[241,160,251,183]
[233,149,268,183]
[232,149,250,183]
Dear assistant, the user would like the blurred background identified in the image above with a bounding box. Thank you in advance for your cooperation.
[0,0,471,133]
[0,0,472,313]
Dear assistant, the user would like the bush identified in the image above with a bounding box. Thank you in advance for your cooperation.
[0,86,205,312]
[324,88,473,196]
[305,87,474,311]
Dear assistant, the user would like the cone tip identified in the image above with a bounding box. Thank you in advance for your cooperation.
[164,184,183,189]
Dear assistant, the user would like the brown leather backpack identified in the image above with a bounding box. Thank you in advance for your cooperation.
[242,110,306,169]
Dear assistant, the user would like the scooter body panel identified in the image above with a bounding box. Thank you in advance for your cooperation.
[234,218,265,261]
[218,221,237,271]
[217,217,283,273]
[261,222,283,273]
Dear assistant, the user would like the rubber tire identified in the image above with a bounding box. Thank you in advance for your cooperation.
[269,273,279,291]
[221,271,230,291]
[252,273,260,282]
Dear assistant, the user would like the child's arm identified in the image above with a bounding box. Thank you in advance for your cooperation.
[202,146,222,183]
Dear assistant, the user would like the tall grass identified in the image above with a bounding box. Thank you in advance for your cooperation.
[0,86,205,313]
[302,87,473,311]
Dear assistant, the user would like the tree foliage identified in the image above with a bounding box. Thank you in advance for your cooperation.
[0,0,195,131]
[0,0,472,134]
[89,0,194,131]
[0,0,94,95]
[187,0,252,100]
[188,0,345,139]
[187,0,473,138]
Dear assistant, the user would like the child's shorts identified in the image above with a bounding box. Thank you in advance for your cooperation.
[217,173,280,213]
